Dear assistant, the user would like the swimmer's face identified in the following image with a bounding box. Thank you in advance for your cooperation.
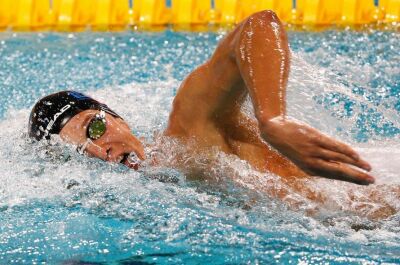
[59,109,145,169]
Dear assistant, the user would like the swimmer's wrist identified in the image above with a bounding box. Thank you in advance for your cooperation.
[258,116,286,141]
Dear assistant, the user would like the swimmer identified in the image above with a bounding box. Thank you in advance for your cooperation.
[29,12,375,192]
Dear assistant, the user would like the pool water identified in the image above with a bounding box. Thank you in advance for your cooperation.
[0,29,399,264]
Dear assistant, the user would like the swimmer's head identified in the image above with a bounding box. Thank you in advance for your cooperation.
[29,91,145,169]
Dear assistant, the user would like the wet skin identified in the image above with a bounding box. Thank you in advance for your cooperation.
[165,10,374,185]
[60,10,374,185]
[59,110,145,169]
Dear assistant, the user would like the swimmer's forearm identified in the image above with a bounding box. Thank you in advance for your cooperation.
[232,13,374,185]
[234,11,290,125]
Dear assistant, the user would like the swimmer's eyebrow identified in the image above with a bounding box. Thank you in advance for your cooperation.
[80,112,97,129]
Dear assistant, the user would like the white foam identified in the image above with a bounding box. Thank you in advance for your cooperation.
[0,45,399,251]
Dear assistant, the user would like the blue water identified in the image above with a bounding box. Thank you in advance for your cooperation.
[0,30,399,264]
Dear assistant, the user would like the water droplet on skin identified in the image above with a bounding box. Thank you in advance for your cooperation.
[0,30,398,260]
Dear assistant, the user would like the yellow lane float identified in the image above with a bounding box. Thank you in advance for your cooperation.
[0,0,398,30]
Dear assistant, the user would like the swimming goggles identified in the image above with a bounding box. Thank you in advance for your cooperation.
[87,110,107,140]
[77,110,107,155]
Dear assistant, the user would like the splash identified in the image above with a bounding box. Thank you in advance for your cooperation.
[0,30,399,263]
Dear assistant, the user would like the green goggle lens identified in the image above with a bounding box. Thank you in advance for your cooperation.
[87,118,106,140]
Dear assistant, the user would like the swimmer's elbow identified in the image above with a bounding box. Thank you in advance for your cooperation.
[245,10,281,25]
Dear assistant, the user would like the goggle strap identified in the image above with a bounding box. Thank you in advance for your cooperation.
[78,138,93,155]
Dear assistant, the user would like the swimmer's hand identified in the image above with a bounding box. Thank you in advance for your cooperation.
[260,117,375,185]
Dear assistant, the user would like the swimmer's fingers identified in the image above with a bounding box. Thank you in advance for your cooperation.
[314,135,372,170]
[310,159,375,185]
[315,149,371,172]
[316,135,360,161]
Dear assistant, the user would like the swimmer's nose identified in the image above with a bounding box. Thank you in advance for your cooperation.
[105,143,145,164]
[82,134,145,164]
[82,114,146,164]
[126,136,146,160]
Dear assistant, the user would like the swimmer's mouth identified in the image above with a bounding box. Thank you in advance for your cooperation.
[120,153,140,170]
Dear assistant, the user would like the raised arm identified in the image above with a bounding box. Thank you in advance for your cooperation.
[234,10,374,185]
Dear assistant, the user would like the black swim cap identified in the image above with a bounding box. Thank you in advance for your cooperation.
[29,90,122,141]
